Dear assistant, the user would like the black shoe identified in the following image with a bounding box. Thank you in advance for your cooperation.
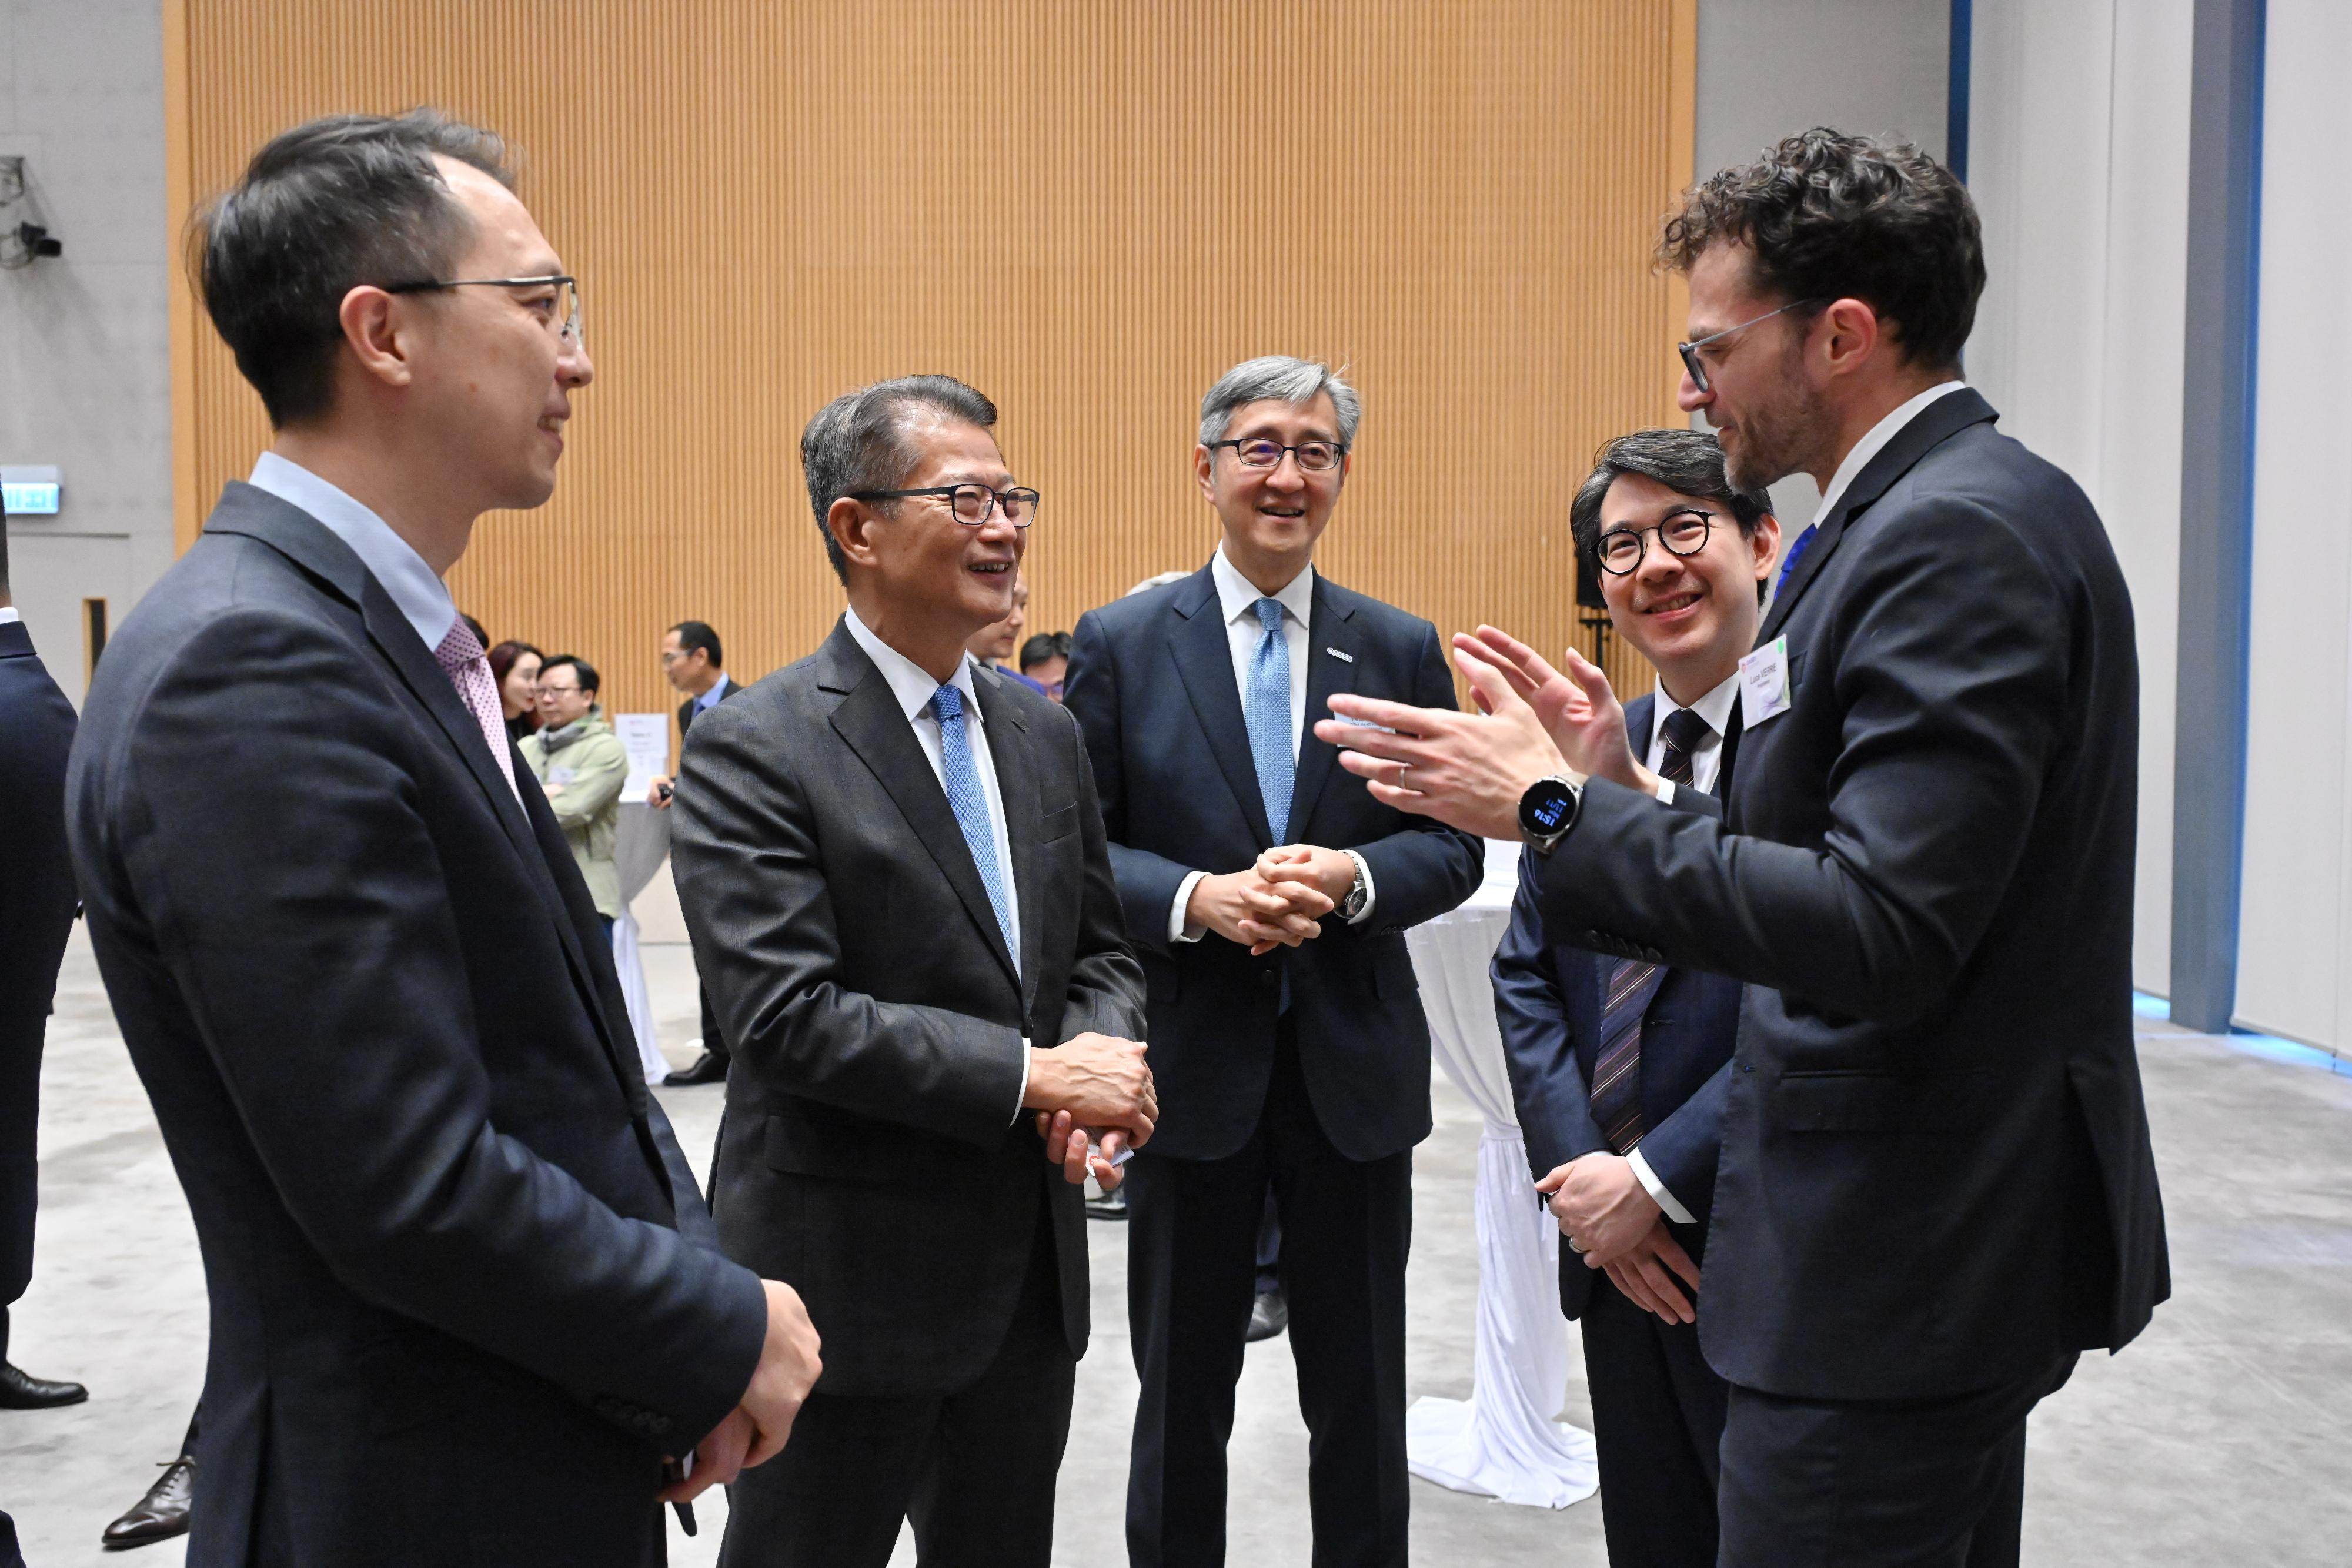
[0,1360,88,1409]
[664,1049,729,1087]
[1085,1186,1128,1221]
[102,1454,195,1550]
[1246,1287,1288,1343]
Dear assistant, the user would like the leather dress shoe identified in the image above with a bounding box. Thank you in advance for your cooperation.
[0,1360,88,1409]
[1085,1185,1128,1221]
[1246,1286,1289,1343]
[103,1454,195,1550]
[664,1049,729,1086]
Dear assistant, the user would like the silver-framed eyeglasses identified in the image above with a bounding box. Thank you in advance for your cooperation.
[847,484,1040,528]
[1595,509,1715,574]
[1677,297,1821,393]
[1207,438,1347,472]
[385,273,583,347]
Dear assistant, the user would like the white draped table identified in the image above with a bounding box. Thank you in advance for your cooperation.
[612,801,674,1086]
[1402,841,1599,1509]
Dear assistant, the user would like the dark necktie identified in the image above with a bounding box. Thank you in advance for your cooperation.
[1588,706,1715,1154]
[1774,522,1820,597]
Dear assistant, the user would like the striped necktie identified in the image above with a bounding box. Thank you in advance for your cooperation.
[1588,706,1714,1154]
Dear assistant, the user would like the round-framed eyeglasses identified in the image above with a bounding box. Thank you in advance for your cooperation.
[385,273,584,348]
[1595,509,1716,574]
[1207,438,1347,473]
[847,484,1040,528]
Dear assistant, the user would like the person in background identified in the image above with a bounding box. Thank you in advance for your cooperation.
[1491,427,1777,1568]
[966,570,1046,693]
[488,638,543,744]
[1017,630,1071,701]
[650,618,743,1086]
[521,654,627,934]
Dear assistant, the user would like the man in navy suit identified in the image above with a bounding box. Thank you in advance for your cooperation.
[1492,429,1777,1567]
[1065,356,1483,1567]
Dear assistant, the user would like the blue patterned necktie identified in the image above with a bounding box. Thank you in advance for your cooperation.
[1774,523,1820,597]
[928,683,1018,968]
[1589,706,1713,1152]
[1244,597,1295,841]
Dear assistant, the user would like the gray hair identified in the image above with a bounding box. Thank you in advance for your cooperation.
[1198,356,1362,448]
[801,375,998,583]
[1569,429,1774,602]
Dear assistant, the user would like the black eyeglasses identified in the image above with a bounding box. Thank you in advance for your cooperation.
[848,484,1040,528]
[1207,438,1347,472]
[384,273,583,347]
[1677,299,1822,393]
[1595,509,1715,574]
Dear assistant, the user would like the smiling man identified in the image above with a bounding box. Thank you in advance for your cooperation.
[671,376,1152,1568]
[1063,356,1481,1567]
[1490,428,1775,1568]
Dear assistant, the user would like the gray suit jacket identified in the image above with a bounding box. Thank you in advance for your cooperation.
[671,617,1146,1399]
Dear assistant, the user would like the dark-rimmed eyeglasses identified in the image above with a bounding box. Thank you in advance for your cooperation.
[1207,438,1347,473]
[385,274,583,347]
[848,484,1040,528]
[1677,298,1822,393]
[1595,509,1715,574]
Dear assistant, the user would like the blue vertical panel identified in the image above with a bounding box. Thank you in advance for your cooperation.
[1947,0,1972,181]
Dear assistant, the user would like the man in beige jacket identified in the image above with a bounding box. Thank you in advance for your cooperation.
[522,653,627,928]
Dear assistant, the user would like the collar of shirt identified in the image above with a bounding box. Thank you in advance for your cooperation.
[1652,667,1742,743]
[1809,380,1968,527]
[0,608,18,625]
[841,604,986,728]
[1211,543,1315,630]
[246,452,457,653]
[693,675,730,714]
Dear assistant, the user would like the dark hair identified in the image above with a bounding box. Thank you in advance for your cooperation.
[192,109,517,427]
[1570,429,1773,602]
[800,375,999,583]
[540,653,599,696]
[486,638,542,691]
[1657,128,1984,372]
[1019,631,1072,671]
[669,619,723,668]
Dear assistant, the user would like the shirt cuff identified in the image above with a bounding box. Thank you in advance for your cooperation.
[1627,1148,1696,1226]
[1170,871,1210,943]
[1011,1037,1031,1125]
[1653,776,1678,805]
[1341,848,1376,924]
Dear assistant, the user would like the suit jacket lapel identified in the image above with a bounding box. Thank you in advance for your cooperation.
[1284,579,1358,844]
[1626,693,1655,761]
[1167,567,1276,848]
[976,671,1044,1013]
[1715,701,1746,799]
[819,624,1022,994]
[1758,387,2002,644]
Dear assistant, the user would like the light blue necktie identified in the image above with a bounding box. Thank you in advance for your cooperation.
[928,684,1018,968]
[1245,597,1295,841]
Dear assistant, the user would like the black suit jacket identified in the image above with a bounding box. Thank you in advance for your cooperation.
[1,617,79,1309]
[1531,390,2168,1402]
[1065,564,1484,1162]
[1493,694,1744,1319]
[65,483,768,1567]
[677,673,741,740]
[670,618,1147,1399]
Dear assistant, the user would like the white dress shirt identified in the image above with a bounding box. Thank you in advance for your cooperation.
[1169,546,1375,942]
[0,608,18,625]
[840,606,1032,1118]
[247,452,457,653]
[1808,379,1969,537]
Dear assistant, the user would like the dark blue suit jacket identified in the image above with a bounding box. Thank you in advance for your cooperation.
[1492,694,1743,1318]
[1065,563,1484,1162]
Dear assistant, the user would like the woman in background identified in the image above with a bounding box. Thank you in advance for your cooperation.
[487,639,543,745]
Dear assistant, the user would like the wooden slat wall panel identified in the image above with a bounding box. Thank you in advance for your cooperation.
[169,0,1693,734]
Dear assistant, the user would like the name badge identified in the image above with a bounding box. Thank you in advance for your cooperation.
[549,765,579,785]
[1738,636,1793,728]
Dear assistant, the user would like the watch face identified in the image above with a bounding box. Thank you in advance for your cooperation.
[1523,781,1576,833]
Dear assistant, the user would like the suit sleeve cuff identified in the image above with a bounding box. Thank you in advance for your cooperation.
[1170,871,1209,942]
[1628,1148,1696,1226]
[1341,848,1376,924]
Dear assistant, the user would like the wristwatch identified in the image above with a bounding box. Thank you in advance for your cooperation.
[1338,850,1371,921]
[1518,775,1584,856]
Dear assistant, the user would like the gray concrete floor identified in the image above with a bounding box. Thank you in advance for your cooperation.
[7,928,2351,1565]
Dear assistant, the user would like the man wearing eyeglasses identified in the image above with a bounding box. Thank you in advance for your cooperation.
[670,375,1151,1568]
[1063,356,1482,1567]
[1489,428,1776,1568]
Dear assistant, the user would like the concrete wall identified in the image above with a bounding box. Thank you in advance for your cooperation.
[0,0,174,708]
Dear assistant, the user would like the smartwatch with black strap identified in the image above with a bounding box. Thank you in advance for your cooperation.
[1518,774,1584,855]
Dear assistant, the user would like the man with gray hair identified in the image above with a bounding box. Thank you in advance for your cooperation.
[1065,356,1482,1566]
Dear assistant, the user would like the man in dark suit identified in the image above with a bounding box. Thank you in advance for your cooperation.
[1492,429,1778,1567]
[1064,356,1484,1568]
[66,111,820,1566]
[671,375,1152,1568]
[652,618,741,1085]
[1315,130,2167,1566]
[1,509,90,1425]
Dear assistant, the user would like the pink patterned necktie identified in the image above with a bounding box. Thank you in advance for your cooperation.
[432,618,522,801]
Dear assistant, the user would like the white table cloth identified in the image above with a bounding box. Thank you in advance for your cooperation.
[1402,840,1599,1509]
[612,801,673,1085]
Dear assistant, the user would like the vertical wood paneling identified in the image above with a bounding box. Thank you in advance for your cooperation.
[169,1,1693,727]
